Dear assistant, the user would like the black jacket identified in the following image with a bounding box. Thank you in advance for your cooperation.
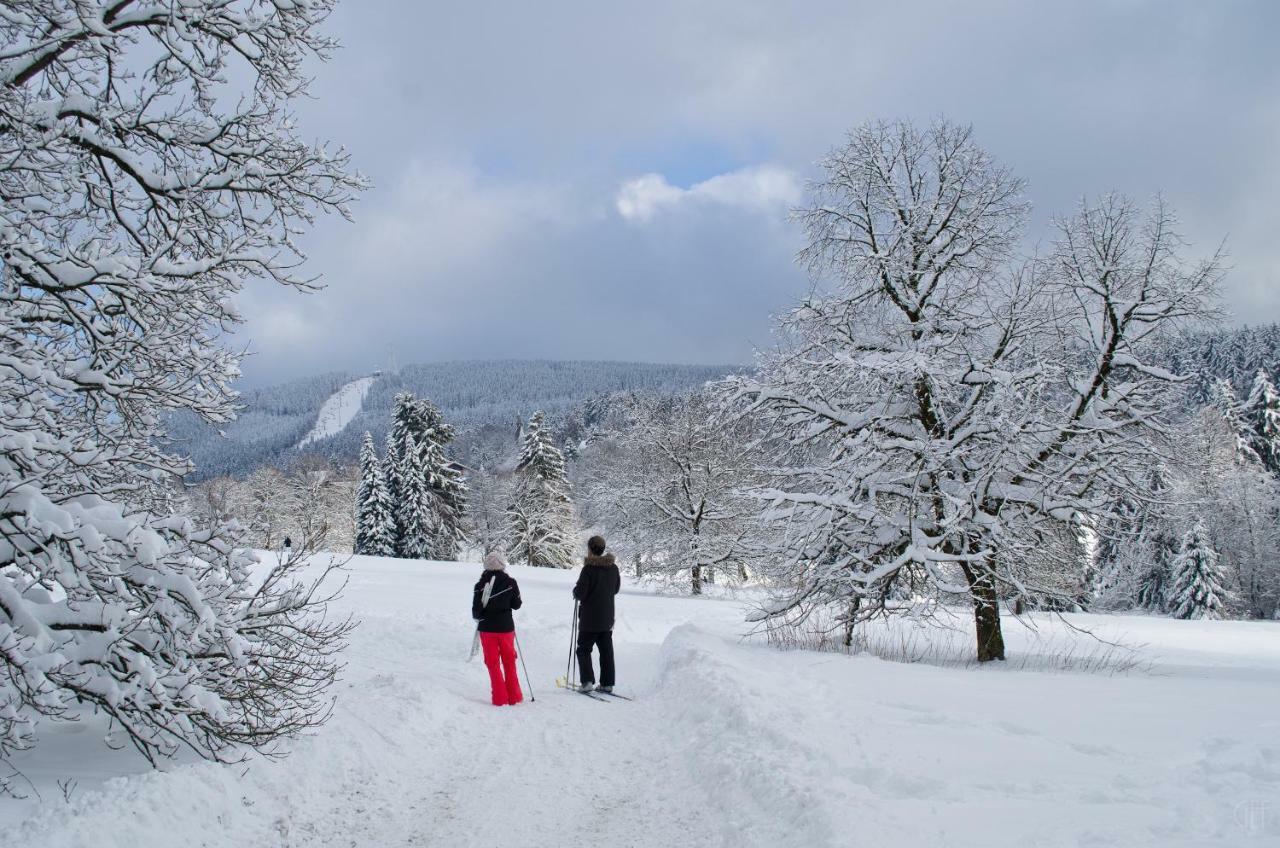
[573,553,621,632]
[473,571,522,633]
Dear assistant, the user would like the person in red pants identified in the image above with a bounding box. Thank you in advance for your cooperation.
[473,552,524,706]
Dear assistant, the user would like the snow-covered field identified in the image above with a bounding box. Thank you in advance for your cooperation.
[297,376,377,448]
[6,555,1278,847]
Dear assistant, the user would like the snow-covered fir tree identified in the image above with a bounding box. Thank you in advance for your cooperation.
[395,430,439,560]
[1244,369,1280,475]
[507,412,577,568]
[0,0,361,777]
[729,119,1221,661]
[1168,522,1229,620]
[356,432,397,556]
[1210,378,1262,465]
[386,392,468,559]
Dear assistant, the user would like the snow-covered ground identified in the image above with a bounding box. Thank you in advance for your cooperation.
[296,376,377,448]
[6,556,1278,846]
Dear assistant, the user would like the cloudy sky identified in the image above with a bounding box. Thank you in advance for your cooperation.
[235,0,1280,385]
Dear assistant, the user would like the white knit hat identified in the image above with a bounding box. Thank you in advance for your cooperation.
[483,552,507,571]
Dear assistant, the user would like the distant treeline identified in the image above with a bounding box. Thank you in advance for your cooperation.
[170,360,742,480]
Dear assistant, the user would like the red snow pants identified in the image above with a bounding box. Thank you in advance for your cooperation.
[479,630,523,706]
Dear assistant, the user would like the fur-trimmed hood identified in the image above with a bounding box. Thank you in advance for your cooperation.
[583,553,616,568]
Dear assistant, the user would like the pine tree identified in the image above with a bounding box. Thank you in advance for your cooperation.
[507,411,577,568]
[1211,379,1261,465]
[1168,522,1230,620]
[383,430,403,547]
[1244,370,1280,474]
[395,430,438,559]
[387,392,468,560]
[418,398,469,560]
[355,433,396,557]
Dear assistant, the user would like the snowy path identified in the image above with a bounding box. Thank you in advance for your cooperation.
[297,376,377,448]
[8,557,1280,847]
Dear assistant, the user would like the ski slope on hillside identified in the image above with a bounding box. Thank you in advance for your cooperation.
[297,376,377,448]
[6,556,1279,847]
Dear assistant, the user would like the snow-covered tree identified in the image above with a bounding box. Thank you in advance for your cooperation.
[1244,370,1280,475]
[730,119,1221,661]
[468,468,514,557]
[0,0,362,780]
[356,432,396,556]
[394,431,439,560]
[507,412,577,568]
[386,392,468,560]
[1173,407,1280,619]
[587,393,762,594]
[1168,522,1229,620]
[1210,378,1261,465]
[244,466,298,550]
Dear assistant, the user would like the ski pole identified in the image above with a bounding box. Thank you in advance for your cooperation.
[566,599,579,688]
[514,630,535,703]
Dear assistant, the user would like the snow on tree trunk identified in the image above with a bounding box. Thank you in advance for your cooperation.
[728,118,1221,663]
[0,0,363,777]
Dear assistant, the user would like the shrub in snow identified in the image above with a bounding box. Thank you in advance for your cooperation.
[507,412,577,568]
[1168,523,1229,620]
[729,118,1222,662]
[0,0,362,780]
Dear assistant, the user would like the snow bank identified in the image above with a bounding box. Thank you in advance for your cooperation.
[655,622,1280,847]
[656,625,840,845]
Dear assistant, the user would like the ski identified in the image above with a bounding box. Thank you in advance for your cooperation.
[555,676,609,701]
[595,690,633,701]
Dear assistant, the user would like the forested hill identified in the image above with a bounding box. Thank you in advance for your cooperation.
[168,360,741,480]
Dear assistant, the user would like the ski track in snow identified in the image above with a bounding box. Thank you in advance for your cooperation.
[297,376,377,448]
[7,558,1280,847]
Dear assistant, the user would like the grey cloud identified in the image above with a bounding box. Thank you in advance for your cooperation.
[233,0,1280,385]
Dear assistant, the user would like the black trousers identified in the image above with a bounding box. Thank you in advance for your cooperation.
[576,628,615,687]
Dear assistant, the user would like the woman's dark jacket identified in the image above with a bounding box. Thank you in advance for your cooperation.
[473,571,522,633]
[573,553,621,632]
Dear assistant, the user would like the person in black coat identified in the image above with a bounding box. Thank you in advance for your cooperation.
[474,552,524,706]
[573,535,621,692]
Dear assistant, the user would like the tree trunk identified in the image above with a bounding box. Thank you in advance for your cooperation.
[843,596,861,648]
[969,568,1006,662]
[691,564,702,595]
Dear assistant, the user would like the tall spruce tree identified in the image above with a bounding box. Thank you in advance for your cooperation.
[395,430,438,560]
[355,432,396,557]
[1244,370,1280,475]
[383,430,403,547]
[507,412,577,568]
[387,392,468,560]
[1168,522,1229,620]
